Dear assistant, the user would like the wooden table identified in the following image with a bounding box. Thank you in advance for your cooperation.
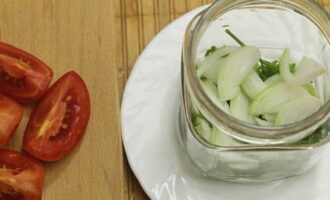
[0,0,329,199]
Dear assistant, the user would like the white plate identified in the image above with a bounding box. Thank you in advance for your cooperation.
[121,6,330,200]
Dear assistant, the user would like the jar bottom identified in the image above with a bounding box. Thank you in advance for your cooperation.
[177,103,324,183]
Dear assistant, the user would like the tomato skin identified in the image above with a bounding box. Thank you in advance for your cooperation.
[23,71,91,161]
[0,149,44,200]
[0,42,53,103]
[0,94,23,147]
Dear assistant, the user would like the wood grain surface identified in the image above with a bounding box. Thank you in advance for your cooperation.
[0,1,123,200]
[0,0,329,199]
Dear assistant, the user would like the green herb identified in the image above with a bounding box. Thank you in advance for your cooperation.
[192,112,201,126]
[257,60,280,81]
[225,29,245,47]
[205,46,217,57]
[290,63,296,73]
[295,126,328,145]
[221,53,230,58]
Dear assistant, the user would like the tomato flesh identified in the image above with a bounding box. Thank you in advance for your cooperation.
[0,42,53,103]
[24,71,91,161]
[0,149,44,200]
[0,192,24,200]
[0,94,23,147]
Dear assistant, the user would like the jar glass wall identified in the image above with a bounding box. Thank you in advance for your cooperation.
[180,0,330,182]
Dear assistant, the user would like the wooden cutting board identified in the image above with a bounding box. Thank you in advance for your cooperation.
[0,0,329,199]
[0,1,123,199]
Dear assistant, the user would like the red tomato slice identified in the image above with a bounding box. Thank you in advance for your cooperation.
[23,71,90,161]
[0,149,44,200]
[0,42,53,103]
[0,94,23,147]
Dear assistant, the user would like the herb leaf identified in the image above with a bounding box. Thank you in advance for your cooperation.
[225,29,245,47]
[205,46,217,57]
[295,126,328,145]
[221,53,230,58]
[257,59,280,81]
[290,63,296,73]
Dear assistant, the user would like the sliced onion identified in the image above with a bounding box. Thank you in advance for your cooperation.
[265,74,283,85]
[280,48,325,85]
[249,82,310,115]
[230,91,256,124]
[241,71,267,99]
[218,46,261,101]
[200,79,230,113]
[194,117,212,140]
[265,74,318,97]
[295,57,325,83]
[201,58,226,83]
[263,114,276,122]
[275,96,321,125]
[303,83,319,97]
[197,46,239,83]
[255,118,273,126]
[209,126,245,146]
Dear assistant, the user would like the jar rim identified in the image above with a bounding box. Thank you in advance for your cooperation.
[182,0,330,145]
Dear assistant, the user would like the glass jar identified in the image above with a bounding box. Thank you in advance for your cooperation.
[179,0,330,182]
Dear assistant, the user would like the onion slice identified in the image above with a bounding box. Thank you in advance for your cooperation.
[265,74,283,85]
[209,126,245,146]
[249,82,310,115]
[197,46,239,83]
[200,79,230,113]
[255,118,273,126]
[241,71,267,99]
[263,114,276,122]
[280,48,325,85]
[218,46,261,101]
[230,91,256,124]
[303,83,319,97]
[275,96,321,125]
[194,117,212,140]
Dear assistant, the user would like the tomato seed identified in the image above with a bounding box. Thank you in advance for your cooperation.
[66,96,72,101]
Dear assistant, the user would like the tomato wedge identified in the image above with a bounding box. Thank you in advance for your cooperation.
[0,149,44,200]
[23,71,90,161]
[0,94,23,147]
[0,42,53,103]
